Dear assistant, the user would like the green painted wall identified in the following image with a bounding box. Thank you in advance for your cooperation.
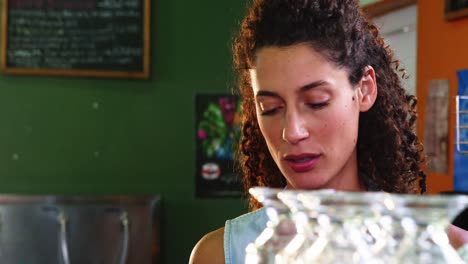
[0,1,248,263]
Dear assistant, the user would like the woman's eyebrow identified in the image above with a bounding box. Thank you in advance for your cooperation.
[298,80,329,93]
[255,80,329,98]
[255,90,280,98]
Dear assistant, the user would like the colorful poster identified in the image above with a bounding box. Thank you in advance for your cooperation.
[455,69,468,191]
[195,93,243,198]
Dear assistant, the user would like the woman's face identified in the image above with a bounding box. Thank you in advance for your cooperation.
[250,43,369,191]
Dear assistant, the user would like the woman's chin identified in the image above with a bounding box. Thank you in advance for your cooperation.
[286,176,329,190]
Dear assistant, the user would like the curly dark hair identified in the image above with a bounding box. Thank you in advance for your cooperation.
[232,0,427,210]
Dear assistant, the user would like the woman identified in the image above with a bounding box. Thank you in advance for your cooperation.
[190,0,468,263]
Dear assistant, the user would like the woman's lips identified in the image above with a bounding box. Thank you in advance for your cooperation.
[284,154,320,172]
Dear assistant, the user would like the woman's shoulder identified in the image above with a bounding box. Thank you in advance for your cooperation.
[190,208,267,264]
[189,227,225,264]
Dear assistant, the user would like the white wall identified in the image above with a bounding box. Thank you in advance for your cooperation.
[372,5,418,95]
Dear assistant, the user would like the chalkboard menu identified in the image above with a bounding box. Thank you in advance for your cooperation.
[1,0,150,78]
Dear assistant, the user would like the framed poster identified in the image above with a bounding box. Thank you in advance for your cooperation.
[424,80,449,173]
[362,0,416,18]
[445,0,468,21]
[194,93,243,198]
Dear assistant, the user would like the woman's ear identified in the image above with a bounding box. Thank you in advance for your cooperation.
[357,66,378,112]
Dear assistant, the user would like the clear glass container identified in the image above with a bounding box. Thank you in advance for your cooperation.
[245,187,296,264]
[245,188,468,264]
[275,189,335,264]
[390,193,468,264]
[296,191,391,264]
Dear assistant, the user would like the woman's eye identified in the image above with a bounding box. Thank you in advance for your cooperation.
[260,108,280,116]
[307,101,329,109]
[258,101,282,116]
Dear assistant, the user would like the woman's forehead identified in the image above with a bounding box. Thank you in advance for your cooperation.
[250,44,350,92]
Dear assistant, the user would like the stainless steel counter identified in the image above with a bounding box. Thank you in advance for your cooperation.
[0,195,161,264]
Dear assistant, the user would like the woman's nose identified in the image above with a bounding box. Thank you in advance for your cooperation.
[282,114,309,144]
